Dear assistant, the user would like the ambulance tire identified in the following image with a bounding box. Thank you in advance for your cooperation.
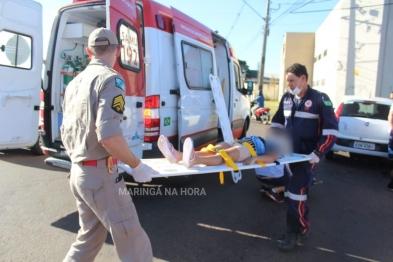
[30,137,44,155]
[325,151,334,160]
[240,120,249,139]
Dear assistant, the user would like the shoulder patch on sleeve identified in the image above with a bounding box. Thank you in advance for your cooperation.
[321,95,333,106]
[115,78,125,91]
[112,95,125,114]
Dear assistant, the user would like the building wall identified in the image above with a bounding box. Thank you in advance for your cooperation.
[279,33,315,99]
[312,2,342,106]
[376,0,393,96]
[313,0,390,107]
[279,0,393,107]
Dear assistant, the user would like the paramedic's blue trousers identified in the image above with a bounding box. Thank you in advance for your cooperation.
[284,161,315,235]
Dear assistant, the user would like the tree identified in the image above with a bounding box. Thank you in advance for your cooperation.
[238,59,251,79]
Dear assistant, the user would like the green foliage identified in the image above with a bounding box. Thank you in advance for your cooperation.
[238,59,251,78]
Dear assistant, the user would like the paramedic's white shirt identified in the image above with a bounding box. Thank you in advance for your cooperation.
[255,165,284,178]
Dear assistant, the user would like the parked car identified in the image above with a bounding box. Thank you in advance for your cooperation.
[327,96,392,159]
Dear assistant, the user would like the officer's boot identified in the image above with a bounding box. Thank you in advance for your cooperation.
[278,214,300,251]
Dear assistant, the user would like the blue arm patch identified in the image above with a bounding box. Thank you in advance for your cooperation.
[115,78,125,91]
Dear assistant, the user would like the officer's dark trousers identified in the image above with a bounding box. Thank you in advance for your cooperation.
[284,161,315,235]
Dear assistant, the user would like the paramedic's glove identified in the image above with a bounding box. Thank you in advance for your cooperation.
[308,151,320,164]
[132,161,159,183]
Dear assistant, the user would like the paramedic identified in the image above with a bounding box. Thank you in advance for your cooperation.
[271,63,338,251]
[61,28,156,262]
[251,90,265,119]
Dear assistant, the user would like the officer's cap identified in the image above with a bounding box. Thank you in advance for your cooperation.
[88,27,119,47]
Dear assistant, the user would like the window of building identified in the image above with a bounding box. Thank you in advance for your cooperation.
[321,79,325,85]
[316,80,319,86]
[119,22,140,71]
[324,49,327,57]
[318,54,321,60]
[0,30,32,69]
[314,57,317,63]
[182,42,213,89]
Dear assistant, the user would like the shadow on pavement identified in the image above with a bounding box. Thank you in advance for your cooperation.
[51,211,114,245]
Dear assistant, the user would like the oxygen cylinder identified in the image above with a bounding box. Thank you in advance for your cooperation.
[59,56,76,112]
[74,56,82,76]
[61,56,76,94]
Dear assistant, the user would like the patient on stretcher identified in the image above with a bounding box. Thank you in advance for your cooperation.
[158,131,289,168]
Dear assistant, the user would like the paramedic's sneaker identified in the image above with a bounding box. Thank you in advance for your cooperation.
[260,185,269,194]
[265,188,284,203]
[387,179,393,192]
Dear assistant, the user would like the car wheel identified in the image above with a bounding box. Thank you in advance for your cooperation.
[325,151,334,160]
[30,137,44,155]
[262,114,270,125]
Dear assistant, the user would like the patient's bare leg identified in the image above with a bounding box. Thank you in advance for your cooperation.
[191,147,240,166]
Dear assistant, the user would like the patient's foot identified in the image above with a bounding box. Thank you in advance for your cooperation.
[158,135,182,163]
[182,137,196,168]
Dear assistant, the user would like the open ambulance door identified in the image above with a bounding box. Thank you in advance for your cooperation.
[107,0,145,158]
[171,7,219,151]
[0,0,42,150]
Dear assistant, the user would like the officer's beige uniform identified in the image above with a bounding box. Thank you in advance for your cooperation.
[61,59,153,262]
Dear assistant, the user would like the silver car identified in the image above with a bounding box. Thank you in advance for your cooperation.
[328,96,392,159]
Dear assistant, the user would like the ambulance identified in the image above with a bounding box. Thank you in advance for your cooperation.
[0,0,250,169]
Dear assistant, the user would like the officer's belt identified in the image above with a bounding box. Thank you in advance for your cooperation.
[82,157,118,167]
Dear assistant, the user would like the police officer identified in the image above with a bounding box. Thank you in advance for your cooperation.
[271,63,338,251]
[61,28,157,261]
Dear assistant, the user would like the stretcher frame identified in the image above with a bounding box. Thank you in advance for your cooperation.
[118,153,311,183]
[118,75,311,183]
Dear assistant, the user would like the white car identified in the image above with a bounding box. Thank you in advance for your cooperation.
[328,96,392,159]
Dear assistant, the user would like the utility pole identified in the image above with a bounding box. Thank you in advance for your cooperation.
[257,0,270,93]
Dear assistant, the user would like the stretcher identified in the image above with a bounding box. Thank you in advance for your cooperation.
[117,153,311,183]
[118,75,311,183]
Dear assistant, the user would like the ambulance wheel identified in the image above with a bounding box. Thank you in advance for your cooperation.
[30,137,44,155]
[240,120,249,138]
[261,114,270,125]
[325,151,334,160]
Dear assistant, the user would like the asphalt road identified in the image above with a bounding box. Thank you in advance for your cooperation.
[1,121,393,262]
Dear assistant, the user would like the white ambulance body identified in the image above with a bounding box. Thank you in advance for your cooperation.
[0,0,42,152]
[1,0,250,166]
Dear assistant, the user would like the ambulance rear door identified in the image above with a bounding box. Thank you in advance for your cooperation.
[171,7,218,150]
[107,0,145,158]
[0,0,42,150]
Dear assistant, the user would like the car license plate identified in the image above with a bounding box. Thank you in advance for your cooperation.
[353,141,375,150]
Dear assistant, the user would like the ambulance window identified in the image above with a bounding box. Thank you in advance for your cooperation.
[0,31,32,69]
[182,42,213,89]
[119,23,140,72]
[233,63,241,92]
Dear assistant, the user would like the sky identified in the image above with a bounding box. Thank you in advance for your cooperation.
[35,0,340,76]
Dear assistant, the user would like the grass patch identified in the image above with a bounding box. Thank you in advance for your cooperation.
[265,100,279,117]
